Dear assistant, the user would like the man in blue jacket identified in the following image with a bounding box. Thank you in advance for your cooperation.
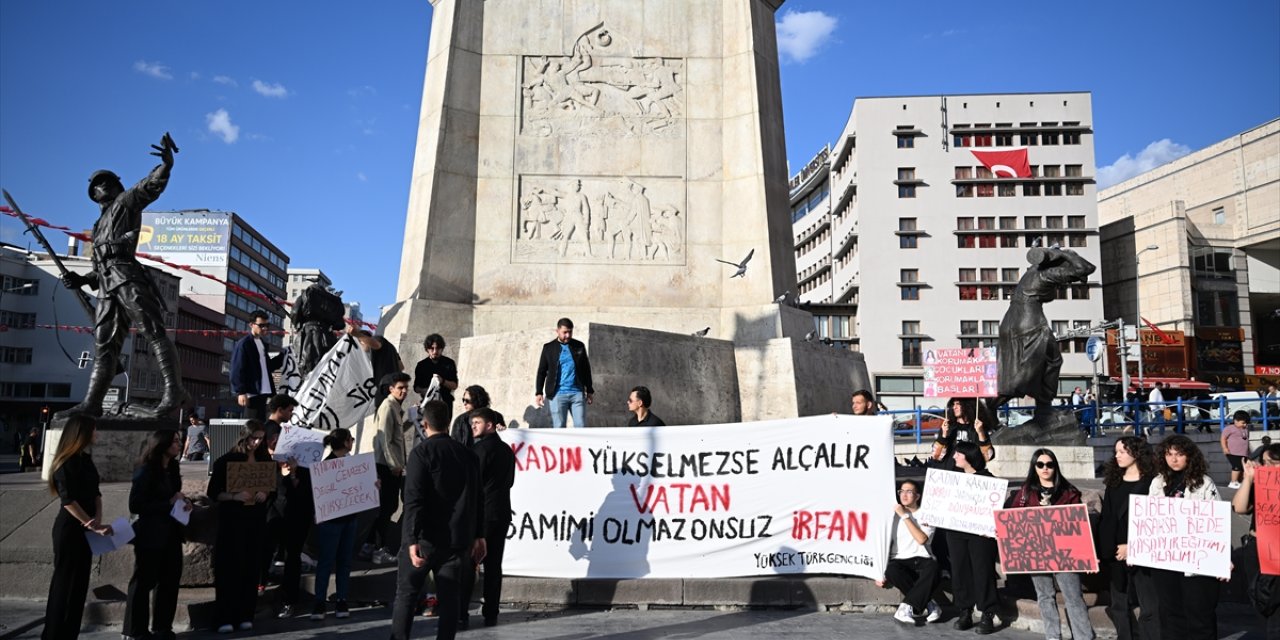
[533,317,594,428]
[230,310,283,421]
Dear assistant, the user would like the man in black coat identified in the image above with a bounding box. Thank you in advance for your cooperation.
[459,408,516,628]
[390,400,480,640]
[230,310,283,421]
[533,317,594,428]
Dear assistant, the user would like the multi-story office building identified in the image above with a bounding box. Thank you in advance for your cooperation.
[175,297,227,419]
[1098,119,1279,389]
[787,93,1105,411]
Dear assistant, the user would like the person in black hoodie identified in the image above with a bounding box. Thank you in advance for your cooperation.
[390,400,480,640]
[1096,436,1158,640]
[125,430,191,640]
[945,440,1001,635]
[208,421,271,634]
[930,398,994,465]
[459,408,516,628]
[270,448,313,619]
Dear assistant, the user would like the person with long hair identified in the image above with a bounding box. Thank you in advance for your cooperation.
[1005,449,1094,640]
[1097,436,1159,640]
[930,398,994,464]
[1148,435,1221,640]
[311,428,362,621]
[267,432,313,619]
[876,478,941,625]
[124,429,191,640]
[449,385,505,447]
[944,440,1001,634]
[208,421,271,633]
[43,415,112,640]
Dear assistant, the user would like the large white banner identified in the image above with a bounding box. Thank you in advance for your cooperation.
[288,336,376,431]
[498,415,896,579]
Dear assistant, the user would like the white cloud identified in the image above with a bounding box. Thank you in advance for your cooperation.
[190,71,201,81]
[356,171,368,182]
[213,75,237,87]
[347,85,377,98]
[776,10,838,63]
[133,60,173,80]
[252,80,289,98]
[206,108,240,144]
[1097,139,1192,188]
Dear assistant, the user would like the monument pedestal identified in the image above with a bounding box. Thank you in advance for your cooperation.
[42,416,179,483]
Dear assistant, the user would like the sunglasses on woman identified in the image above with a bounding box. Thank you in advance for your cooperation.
[1035,461,1056,469]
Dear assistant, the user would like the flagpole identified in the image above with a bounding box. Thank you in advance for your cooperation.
[1135,245,1160,391]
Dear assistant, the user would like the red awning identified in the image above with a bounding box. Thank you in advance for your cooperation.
[1108,377,1212,390]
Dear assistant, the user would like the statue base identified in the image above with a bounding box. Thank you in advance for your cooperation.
[990,410,1087,448]
[42,415,181,483]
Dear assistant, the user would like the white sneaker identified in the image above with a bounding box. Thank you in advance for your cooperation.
[893,603,915,624]
[925,600,942,622]
[1228,482,1241,489]
[216,625,233,634]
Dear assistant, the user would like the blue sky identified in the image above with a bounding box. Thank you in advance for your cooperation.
[2,1,1277,323]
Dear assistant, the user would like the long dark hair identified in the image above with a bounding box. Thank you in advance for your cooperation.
[952,440,987,473]
[48,415,96,496]
[1156,435,1209,492]
[137,429,180,477]
[324,428,353,452]
[945,397,996,427]
[1103,436,1155,487]
[465,385,491,409]
[1023,448,1076,501]
[232,420,265,456]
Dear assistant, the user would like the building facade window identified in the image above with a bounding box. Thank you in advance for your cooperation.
[896,135,914,148]
[898,185,916,198]
[1213,207,1225,225]
[1196,290,1240,327]
[902,286,920,301]
[0,310,36,329]
[1,346,33,364]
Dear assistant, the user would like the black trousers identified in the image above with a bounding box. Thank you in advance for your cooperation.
[1104,560,1159,640]
[44,512,91,640]
[241,394,267,422]
[884,556,939,613]
[271,515,311,605]
[1150,568,1220,640]
[124,538,183,636]
[368,465,402,550]
[390,544,463,640]
[460,521,509,622]
[213,508,265,626]
[946,530,999,617]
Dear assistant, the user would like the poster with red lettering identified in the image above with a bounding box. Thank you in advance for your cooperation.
[1127,495,1231,579]
[1255,466,1280,575]
[923,347,998,398]
[994,504,1098,574]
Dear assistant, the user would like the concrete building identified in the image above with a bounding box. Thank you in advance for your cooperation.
[1098,119,1280,389]
[174,297,226,419]
[788,93,1106,411]
[0,243,175,438]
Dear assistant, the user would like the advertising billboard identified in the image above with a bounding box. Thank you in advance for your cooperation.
[139,211,231,267]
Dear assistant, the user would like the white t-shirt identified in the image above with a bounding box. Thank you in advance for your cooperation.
[254,337,271,395]
[889,512,935,560]
[1148,387,1164,409]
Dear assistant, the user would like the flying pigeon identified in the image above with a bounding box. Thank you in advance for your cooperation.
[716,249,755,278]
[692,327,710,337]
[774,290,791,304]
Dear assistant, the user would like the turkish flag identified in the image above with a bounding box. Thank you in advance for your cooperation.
[971,149,1031,178]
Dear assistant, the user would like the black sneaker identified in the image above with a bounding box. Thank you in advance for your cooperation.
[974,612,996,635]
[334,600,350,619]
[310,602,325,621]
[953,613,974,630]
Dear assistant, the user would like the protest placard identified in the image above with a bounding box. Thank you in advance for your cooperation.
[1255,466,1280,575]
[86,517,135,556]
[923,347,998,398]
[916,467,1008,537]
[273,424,327,468]
[311,452,379,524]
[498,414,896,579]
[994,504,1097,573]
[227,461,277,494]
[1128,495,1231,579]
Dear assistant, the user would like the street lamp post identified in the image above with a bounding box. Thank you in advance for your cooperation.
[1135,245,1159,391]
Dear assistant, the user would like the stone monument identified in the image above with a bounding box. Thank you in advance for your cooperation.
[380,0,868,423]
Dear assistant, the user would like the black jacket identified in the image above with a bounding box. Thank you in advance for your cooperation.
[534,338,593,399]
[230,334,283,396]
[450,408,506,448]
[473,432,516,524]
[129,462,184,549]
[401,434,480,556]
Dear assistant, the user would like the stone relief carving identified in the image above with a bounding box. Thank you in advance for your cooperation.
[520,23,685,138]
[514,176,685,265]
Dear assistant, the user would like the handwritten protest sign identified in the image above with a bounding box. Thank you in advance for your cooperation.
[1128,495,1231,579]
[923,347,998,398]
[274,424,328,468]
[311,452,379,524]
[498,415,896,579]
[288,336,376,431]
[227,461,277,494]
[994,504,1097,573]
[916,468,1008,537]
[1255,466,1280,575]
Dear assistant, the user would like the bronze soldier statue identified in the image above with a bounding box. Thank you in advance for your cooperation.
[290,280,346,376]
[57,133,190,419]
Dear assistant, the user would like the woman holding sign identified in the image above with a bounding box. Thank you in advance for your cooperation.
[44,415,113,640]
[1005,449,1095,640]
[311,428,361,621]
[124,430,191,640]
[946,440,1002,634]
[208,421,272,634]
[1098,436,1158,640]
[930,398,995,465]
[1148,435,1221,640]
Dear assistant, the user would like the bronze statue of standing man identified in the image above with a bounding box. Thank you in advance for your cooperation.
[57,133,190,420]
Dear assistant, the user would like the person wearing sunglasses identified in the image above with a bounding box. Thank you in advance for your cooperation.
[231,310,284,421]
[1004,449,1094,640]
[450,385,505,448]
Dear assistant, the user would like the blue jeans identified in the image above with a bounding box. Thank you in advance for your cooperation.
[549,390,587,428]
[314,518,358,604]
